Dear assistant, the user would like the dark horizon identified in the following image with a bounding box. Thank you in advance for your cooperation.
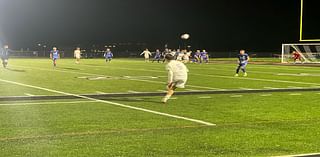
[0,0,318,52]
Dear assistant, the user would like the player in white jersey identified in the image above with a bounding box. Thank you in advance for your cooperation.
[140,48,152,62]
[74,47,81,64]
[162,54,189,103]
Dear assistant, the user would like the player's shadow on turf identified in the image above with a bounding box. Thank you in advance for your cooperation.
[6,68,26,72]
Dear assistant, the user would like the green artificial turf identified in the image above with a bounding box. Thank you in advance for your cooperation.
[0,58,319,157]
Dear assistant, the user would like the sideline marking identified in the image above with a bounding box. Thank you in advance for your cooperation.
[0,78,216,126]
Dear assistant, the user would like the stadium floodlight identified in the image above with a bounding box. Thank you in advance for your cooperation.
[281,43,320,63]
[181,33,190,40]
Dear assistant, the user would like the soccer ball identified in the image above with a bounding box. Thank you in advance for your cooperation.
[181,34,190,40]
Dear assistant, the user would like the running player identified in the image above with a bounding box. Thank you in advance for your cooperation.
[152,49,162,63]
[50,47,60,67]
[74,47,81,64]
[162,54,189,103]
[104,48,113,62]
[140,48,152,62]
[292,51,303,64]
[0,45,12,68]
[235,50,249,77]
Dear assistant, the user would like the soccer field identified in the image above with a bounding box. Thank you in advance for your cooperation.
[0,58,320,157]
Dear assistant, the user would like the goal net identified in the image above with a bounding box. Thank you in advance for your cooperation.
[281,43,320,63]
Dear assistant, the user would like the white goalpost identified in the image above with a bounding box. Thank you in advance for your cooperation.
[281,43,320,63]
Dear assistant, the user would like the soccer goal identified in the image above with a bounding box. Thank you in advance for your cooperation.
[281,43,320,63]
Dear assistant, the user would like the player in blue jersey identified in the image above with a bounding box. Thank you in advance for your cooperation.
[200,50,209,63]
[0,45,13,68]
[235,50,250,77]
[50,47,60,67]
[152,49,162,63]
[192,50,201,63]
[104,48,113,62]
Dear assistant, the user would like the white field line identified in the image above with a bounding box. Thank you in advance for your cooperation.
[77,65,320,87]
[96,91,106,94]
[264,87,281,89]
[230,95,243,98]
[185,89,200,91]
[12,65,221,91]
[198,96,212,99]
[0,78,216,126]
[218,64,320,72]
[24,93,34,96]
[156,90,167,92]
[239,87,254,90]
[272,152,320,157]
[260,94,272,97]
[127,90,140,93]
[0,101,96,106]
[289,93,302,96]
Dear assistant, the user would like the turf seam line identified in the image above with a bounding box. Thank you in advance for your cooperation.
[0,78,216,126]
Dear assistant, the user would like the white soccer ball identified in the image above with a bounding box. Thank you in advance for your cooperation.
[181,34,190,40]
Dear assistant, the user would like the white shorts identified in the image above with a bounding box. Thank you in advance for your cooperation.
[75,54,81,59]
[172,79,187,88]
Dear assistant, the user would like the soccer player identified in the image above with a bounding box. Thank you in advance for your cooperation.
[152,49,162,63]
[292,51,303,64]
[74,47,81,64]
[182,50,190,63]
[50,47,60,67]
[162,48,171,63]
[162,54,189,103]
[104,48,113,62]
[193,50,201,63]
[200,50,209,63]
[177,50,184,61]
[140,48,152,62]
[0,45,12,68]
[235,50,249,77]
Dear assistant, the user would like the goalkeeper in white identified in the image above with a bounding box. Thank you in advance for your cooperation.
[162,54,189,103]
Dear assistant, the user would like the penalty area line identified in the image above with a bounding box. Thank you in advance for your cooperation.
[0,78,216,126]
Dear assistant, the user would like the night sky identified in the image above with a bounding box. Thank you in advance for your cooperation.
[0,0,317,51]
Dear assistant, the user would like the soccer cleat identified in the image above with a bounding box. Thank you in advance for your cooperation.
[161,97,169,103]
[243,73,248,77]
[234,74,239,77]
